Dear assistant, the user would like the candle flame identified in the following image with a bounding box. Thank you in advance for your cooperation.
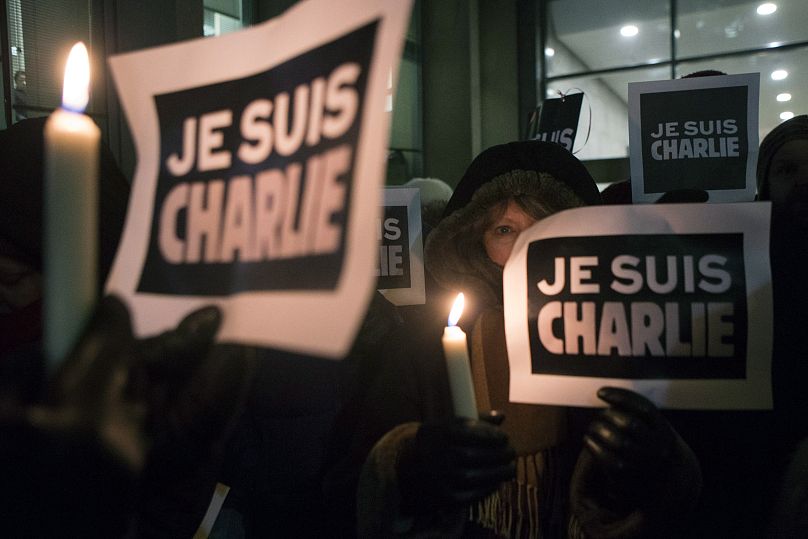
[448,293,465,327]
[62,42,90,113]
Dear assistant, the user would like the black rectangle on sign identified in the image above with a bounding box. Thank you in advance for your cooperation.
[137,22,378,296]
[526,234,748,379]
[376,205,411,289]
[640,86,748,194]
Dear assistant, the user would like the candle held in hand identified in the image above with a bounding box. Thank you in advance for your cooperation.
[44,42,100,368]
[442,293,478,418]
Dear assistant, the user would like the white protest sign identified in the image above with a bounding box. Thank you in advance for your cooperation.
[629,73,760,204]
[503,203,772,410]
[377,187,425,306]
[106,0,413,358]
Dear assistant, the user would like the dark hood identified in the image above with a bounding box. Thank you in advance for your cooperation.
[425,141,601,309]
[0,117,130,284]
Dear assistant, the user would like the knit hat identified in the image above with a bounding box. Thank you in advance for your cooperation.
[757,115,808,200]
[0,117,130,283]
[403,177,453,206]
[442,140,601,219]
[426,140,600,308]
[403,177,454,235]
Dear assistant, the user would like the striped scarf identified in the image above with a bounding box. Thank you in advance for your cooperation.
[471,447,581,539]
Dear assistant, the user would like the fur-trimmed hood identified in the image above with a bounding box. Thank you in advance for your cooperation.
[425,141,600,309]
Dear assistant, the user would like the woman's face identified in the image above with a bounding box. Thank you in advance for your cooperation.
[768,139,808,230]
[769,139,808,203]
[483,199,538,267]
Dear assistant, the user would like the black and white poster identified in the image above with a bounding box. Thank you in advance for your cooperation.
[106,0,413,358]
[529,92,583,152]
[377,187,425,306]
[628,73,759,204]
[503,203,772,410]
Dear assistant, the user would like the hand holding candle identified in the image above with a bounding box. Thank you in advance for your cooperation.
[442,293,478,418]
[44,42,100,369]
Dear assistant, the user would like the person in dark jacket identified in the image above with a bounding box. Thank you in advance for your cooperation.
[0,117,253,538]
[0,116,130,379]
[757,114,808,232]
[659,115,808,538]
[355,140,702,538]
[757,115,808,428]
[760,115,808,537]
[210,291,408,538]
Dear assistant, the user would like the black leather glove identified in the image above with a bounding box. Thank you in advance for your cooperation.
[571,387,702,538]
[397,417,515,517]
[28,295,223,472]
[15,296,224,537]
[130,321,256,539]
[656,189,709,203]
[126,301,226,442]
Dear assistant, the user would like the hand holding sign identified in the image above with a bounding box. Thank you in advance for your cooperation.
[656,189,708,204]
[584,388,679,499]
[28,296,223,473]
[571,387,701,536]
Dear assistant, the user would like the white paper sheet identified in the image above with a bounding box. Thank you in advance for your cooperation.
[106,0,413,358]
[504,203,772,410]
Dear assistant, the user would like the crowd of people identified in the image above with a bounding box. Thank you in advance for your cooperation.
[1,93,807,538]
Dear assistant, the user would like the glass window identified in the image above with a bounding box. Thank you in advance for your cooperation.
[204,0,249,37]
[387,1,423,184]
[387,55,422,184]
[196,0,422,183]
[7,0,97,124]
[676,45,808,142]
[548,66,670,160]
[546,0,670,77]
[677,0,808,59]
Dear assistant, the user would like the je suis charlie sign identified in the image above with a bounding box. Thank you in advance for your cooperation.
[377,187,425,306]
[503,203,772,410]
[106,0,413,358]
[628,73,760,203]
[528,92,584,152]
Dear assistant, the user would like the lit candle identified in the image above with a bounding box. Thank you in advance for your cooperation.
[44,42,100,369]
[442,293,478,418]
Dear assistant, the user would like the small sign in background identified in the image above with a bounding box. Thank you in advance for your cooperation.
[377,187,425,306]
[628,73,759,204]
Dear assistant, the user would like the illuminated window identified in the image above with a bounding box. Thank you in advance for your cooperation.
[539,0,808,161]
[204,0,251,37]
[4,0,100,127]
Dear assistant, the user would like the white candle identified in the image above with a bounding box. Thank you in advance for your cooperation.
[442,293,478,418]
[44,42,100,369]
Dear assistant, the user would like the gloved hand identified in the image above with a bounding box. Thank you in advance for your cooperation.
[571,387,702,538]
[27,295,223,472]
[397,417,515,517]
[656,189,709,203]
[15,296,225,537]
[129,312,256,539]
[126,301,231,444]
